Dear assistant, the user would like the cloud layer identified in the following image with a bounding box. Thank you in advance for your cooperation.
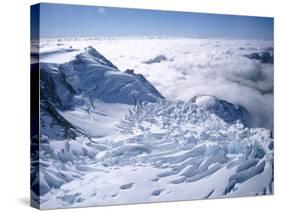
[40,37,274,131]
[96,38,273,130]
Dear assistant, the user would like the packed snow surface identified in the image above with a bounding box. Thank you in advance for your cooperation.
[32,37,274,209]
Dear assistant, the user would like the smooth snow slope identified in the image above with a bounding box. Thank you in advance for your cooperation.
[32,37,274,209]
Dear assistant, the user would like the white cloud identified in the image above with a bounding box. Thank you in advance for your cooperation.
[92,38,273,130]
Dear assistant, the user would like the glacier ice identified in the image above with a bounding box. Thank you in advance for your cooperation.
[32,39,274,209]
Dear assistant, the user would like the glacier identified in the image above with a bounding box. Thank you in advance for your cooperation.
[31,37,274,209]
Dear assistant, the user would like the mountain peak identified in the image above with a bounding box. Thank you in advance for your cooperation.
[72,46,118,70]
[192,95,252,127]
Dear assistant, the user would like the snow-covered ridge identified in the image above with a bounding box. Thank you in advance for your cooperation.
[41,46,163,106]
[39,46,164,139]
[34,41,274,209]
[192,95,253,127]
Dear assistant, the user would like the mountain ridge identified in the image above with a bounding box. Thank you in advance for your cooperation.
[34,45,273,208]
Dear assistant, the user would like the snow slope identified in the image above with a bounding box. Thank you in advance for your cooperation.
[32,38,274,209]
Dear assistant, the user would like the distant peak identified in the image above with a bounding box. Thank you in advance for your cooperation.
[192,95,252,127]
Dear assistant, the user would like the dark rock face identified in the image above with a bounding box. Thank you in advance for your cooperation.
[245,51,274,64]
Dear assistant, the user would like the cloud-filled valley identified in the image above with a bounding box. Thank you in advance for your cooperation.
[36,37,273,131]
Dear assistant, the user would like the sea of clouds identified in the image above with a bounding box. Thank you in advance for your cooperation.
[94,38,273,131]
[39,37,274,131]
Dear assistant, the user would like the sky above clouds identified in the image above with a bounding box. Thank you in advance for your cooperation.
[34,3,273,40]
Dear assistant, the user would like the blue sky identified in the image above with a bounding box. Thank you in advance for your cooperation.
[32,3,273,40]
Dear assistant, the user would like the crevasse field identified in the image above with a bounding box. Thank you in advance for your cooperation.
[31,37,274,209]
